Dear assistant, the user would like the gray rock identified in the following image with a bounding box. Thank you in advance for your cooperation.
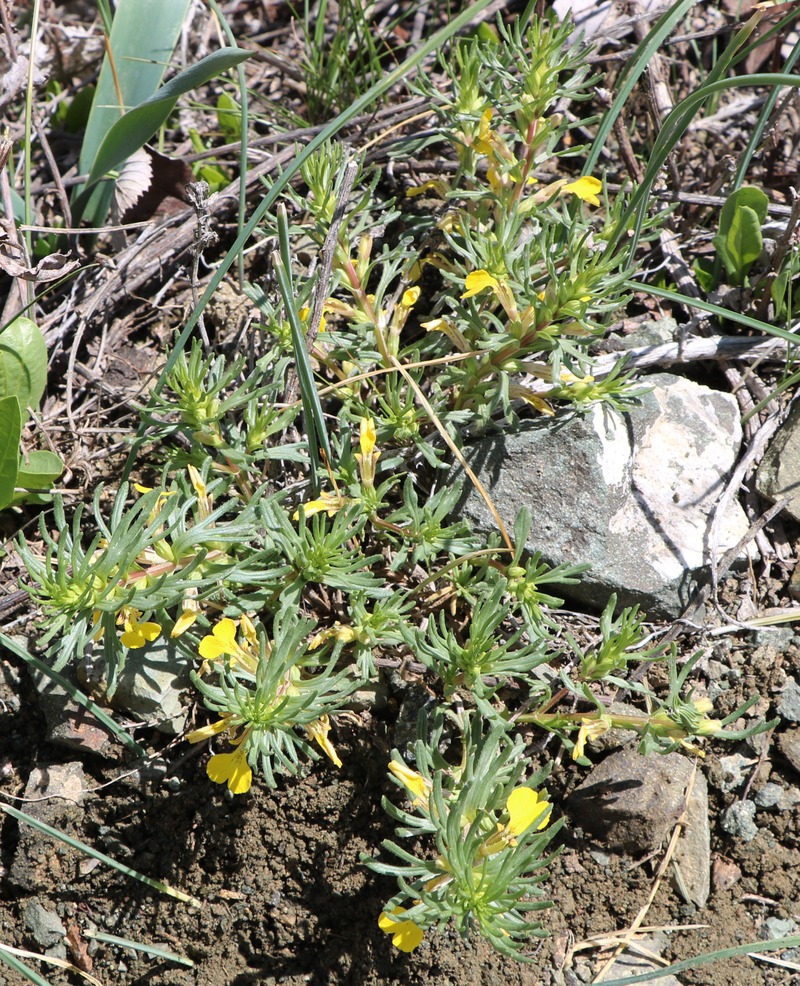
[714,753,758,793]
[672,770,711,908]
[456,374,750,618]
[568,750,710,906]
[720,800,758,841]
[756,399,800,522]
[761,917,798,940]
[778,678,800,723]
[30,665,117,757]
[24,901,67,958]
[777,728,800,775]
[98,637,192,735]
[600,932,682,986]
[9,764,87,890]
[753,782,800,810]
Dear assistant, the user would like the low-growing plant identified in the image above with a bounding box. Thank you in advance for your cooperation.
[12,6,784,970]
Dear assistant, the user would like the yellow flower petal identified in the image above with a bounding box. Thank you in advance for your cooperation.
[359,416,377,456]
[378,910,424,952]
[171,609,198,638]
[292,491,346,520]
[185,716,234,743]
[198,618,238,659]
[507,787,550,835]
[462,269,499,299]
[400,287,420,309]
[206,746,252,794]
[562,176,602,207]
[306,715,343,768]
[388,761,430,806]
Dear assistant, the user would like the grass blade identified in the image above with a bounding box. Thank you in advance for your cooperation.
[0,803,202,907]
[83,930,195,968]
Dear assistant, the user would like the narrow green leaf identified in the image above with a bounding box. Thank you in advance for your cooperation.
[0,396,21,509]
[0,803,201,907]
[83,931,195,968]
[85,48,251,189]
[0,316,48,413]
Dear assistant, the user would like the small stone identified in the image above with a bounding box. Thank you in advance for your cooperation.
[600,933,681,986]
[753,783,800,811]
[761,917,798,940]
[720,800,758,841]
[103,638,192,735]
[714,753,757,793]
[9,764,87,890]
[348,676,389,713]
[777,679,800,723]
[30,667,117,757]
[568,750,696,852]
[712,856,742,893]
[24,901,67,957]
[672,770,711,908]
[777,728,800,775]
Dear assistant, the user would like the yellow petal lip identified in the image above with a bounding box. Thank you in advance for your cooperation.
[378,910,424,952]
[206,747,252,794]
[359,416,377,456]
[120,620,161,649]
[462,269,499,299]
[506,787,550,835]
[562,176,602,207]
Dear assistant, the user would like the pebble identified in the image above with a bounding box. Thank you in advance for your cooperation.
[715,753,757,793]
[599,933,682,986]
[753,783,800,810]
[762,917,798,939]
[777,728,800,775]
[568,749,710,907]
[777,678,800,723]
[23,901,67,958]
[720,800,758,841]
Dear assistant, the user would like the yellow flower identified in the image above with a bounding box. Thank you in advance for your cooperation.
[292,490,347,520]
[118,607,161,649]
[305,715,342,768]
[198,618,257,673]
[359,416,377,456]
[477,786,550,858]
[185,715,237,744]
[355,416,381,487]
[562,176,602,207]
[388,760,431,809]
[421,317,470,353]
[572,716,612,760]
[400,287,420,309]
[378,909,424,953]
[506,787,550,835]
[462,269,499,298]
[206,744,252,794]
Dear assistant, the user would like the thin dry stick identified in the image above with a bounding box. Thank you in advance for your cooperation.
[591,762,699,984]
[388,353,515,553]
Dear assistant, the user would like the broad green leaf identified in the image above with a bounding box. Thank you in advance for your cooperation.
[693,257,715,293]
[76,0,193,224]
[216,92,241,139]
[85,48,251,190]
[0,316,48,414]
[16,450,64,491]
[0,396,21,509]
[724,204,763,279]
